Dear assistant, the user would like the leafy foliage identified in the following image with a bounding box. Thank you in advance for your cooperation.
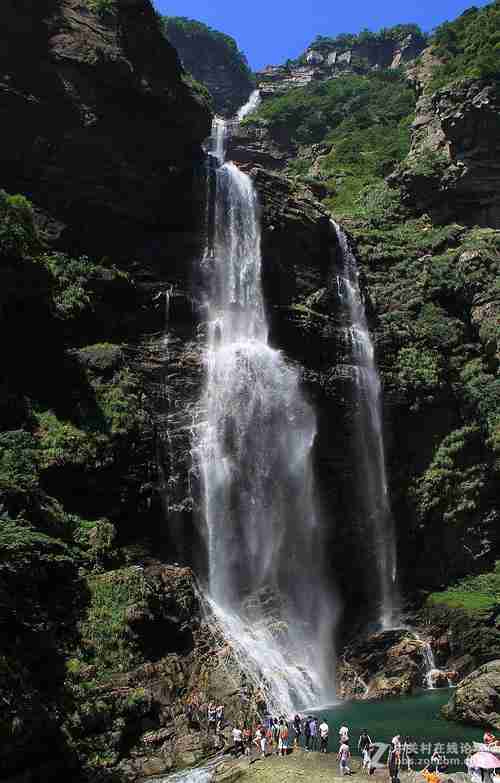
[245,70,415,212]
[77,568,146,679]
[311,24,426,53]
[0,190,39,259]
[84,0,116,17]
[431,1,500,88]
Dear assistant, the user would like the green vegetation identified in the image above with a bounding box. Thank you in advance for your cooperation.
[84,0,116,16]
[245,70,416,213]
[430,1,500,88]
[427,561,500,612]
[0,190,38,259]
[77,568,146,679]
[162,16,253,82]
[311,24,425,53]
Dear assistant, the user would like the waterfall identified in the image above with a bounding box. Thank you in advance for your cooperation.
[236,89,261,121]
[332,221,399,630]
[193,115,336,714]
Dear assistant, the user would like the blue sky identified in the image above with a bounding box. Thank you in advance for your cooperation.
[154,0,491,70]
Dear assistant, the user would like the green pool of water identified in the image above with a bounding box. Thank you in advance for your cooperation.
[306,689,483,770]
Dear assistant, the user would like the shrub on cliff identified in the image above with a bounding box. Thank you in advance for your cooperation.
[0,190,38,260]
[431,1,500,88]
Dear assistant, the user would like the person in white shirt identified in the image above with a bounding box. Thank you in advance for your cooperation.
[319,719,329,753]
[232,726,243,756]
[338,742,351,775]
[254,726,267,758]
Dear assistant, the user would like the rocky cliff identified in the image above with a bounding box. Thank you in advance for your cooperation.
[163,16,254,116]
[257,29,426,99]
[0,1,216,780]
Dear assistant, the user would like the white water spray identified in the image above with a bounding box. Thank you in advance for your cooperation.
[194,115,336,712]
[332,221,399,629]
[237,89,261,121]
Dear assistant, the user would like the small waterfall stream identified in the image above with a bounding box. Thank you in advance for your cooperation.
[332,221,399,629]
[193,111,337,713]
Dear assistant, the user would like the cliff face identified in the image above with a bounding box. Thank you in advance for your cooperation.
[394,71,500,227]
[257,32,426,99]
[0,2,215,780]
[0,0,211,233]
[163,17,254,116]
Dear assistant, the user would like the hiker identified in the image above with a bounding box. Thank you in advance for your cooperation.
[278,718,289,757]
[388,742,401,783]
[243,726,252,759]
[272,718,280,754]
[319,718,329,753]
[207,702,216,732]
[266,723,274,754]
[310,716,318,751]
[359,729,372,771]
[339,725,350,744]
[304,716,312,750]
[232,725,244,756]
[338,741,352,775]
[293,714,302,748]
[368,743,377,776]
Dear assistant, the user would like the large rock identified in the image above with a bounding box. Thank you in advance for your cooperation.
[393,76,500,228]
[442,660,500,729]
[338,629,430,700]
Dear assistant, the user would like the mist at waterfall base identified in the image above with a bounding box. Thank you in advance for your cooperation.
[333,221,399,630]
[192,108,337,714]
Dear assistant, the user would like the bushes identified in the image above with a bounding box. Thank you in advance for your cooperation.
[430,1,500,89]
[78,568,146,679]
[0,191,38,260]
[84,0,116,17]
[414,425,488,527]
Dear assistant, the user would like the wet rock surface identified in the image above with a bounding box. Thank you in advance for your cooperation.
[443,660,500,729]
[338,629,430,700]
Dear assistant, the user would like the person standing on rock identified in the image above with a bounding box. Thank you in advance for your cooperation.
[338,741,352,775]
[319,718,329,753]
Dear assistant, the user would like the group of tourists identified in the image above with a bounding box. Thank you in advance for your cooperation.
[232,716,294,759]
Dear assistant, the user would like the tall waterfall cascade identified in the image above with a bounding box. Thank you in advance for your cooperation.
[332,221,399,629]
[193,107,337,713]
